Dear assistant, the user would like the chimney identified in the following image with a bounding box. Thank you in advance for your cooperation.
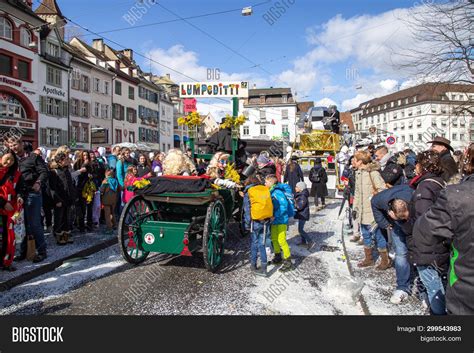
[122,49,133,61]
[92,38,104,52]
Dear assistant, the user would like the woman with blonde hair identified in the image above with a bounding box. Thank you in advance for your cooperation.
[162,149,196,176]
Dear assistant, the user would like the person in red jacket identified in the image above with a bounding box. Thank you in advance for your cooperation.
[0,148,22,271]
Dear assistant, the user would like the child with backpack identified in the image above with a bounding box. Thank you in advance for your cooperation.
[294,181,313,249]
[242,175,273,277]
[100,169,120,234]
[265,174,295,272]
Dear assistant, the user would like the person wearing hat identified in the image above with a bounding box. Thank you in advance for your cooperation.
[309,157,328,210]
[294,181,313,249]
[428,136,458,183]
[256,153,276,179]
[284,155,304,194]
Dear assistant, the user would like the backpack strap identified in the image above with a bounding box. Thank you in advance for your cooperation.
[421,178,446,189]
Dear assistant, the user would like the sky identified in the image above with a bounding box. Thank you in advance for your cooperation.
[51,0,434,115]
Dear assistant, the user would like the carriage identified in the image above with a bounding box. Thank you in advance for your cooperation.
[117,135,242,273]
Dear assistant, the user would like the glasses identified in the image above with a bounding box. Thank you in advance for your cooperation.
[219,160,228,165]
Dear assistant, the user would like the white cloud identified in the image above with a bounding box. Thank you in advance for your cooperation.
[314,98,337,107]
[379,79,398,91]
[196,101,232,119]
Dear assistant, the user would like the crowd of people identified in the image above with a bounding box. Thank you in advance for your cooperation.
[341,136,474,315]
[2,129,471,316]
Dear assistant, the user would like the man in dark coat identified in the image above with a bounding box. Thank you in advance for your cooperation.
[284,155,304,193]
[374,146,404,186]
[371,184,414,304]
[9,138,48,263]
[309,157,328,209]
[413,173,474,315]
[427,136,458,183]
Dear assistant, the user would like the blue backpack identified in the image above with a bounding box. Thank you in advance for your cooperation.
[279,183,296,218]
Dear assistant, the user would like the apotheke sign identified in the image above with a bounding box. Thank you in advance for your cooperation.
[43,86,66,97]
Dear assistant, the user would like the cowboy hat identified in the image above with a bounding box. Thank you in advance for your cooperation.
[427,136,454,152]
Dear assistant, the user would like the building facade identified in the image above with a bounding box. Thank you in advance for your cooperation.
[240,88,297,143]
[158,91,174,152]
[351,83,474,151]
[0,0,42,146]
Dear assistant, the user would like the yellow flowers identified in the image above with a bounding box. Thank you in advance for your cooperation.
[133,179,151,189]
[82,180,97,204]
[224,163,240,183]
[220,114,247,129]
[178,112,202,128]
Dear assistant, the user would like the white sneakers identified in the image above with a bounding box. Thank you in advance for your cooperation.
[390,289,409,304]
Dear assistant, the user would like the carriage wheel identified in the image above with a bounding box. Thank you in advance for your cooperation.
[202,200,226,272]
[118,195,155,264]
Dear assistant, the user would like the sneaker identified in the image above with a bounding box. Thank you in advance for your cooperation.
[279,258,294,272]
[390,290,409,304]
[33,253,47,263]
[270,253,282,265]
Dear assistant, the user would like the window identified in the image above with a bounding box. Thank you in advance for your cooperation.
[409,134,413,142]
[416,107,422,115]
[127,108,136,123]
[431,105,437,114]
[401,122,405,130]
[81,76,89,92]
[431,118,437,127]
[81,125,89,143]
[17,60,29,81]
[460,133,465,141]
[391,102,394,108]
[260,125,266,135]
[115,81,122,95]
[115,129,122,143]
[71,99,78,116]
[101,104,109,119]
[47,42,60,57]
[243,126,249,135]
[0,54,12,76]
[259,110,266,121]
[282,125,289,134]
[128,86,135,100]
[408,109,413,117]
[460,119,466,127]
[441,119,447,127]
[0,17,13,40]
[402,135,406,142]
[401,110,405,118]
[452,133,457,141]
[47,65,61,86]
[417,119,422,127]
[94,78,100,92]
[20,27,31,47]
[441,106,447,114]
[392,112,397,120]
[282,95,288,103]
[162,143,166,152]
[405,98,409,104]
[104,81,110,95]
[282,109,288,119]
[418,134,422,141]
[452,118,458,127]
[0,95,27,119]
[71,71,81,90]
[40,96,66,117]
[413,96,417,103]
[398,100,401,106]
[408,121,413,129]
[81,101,89,117]
[393,123,398,130]
[94,102,100,117]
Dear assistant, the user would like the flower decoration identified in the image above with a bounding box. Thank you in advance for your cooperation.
[224,163,241,183]
[178,111,202,128]
[220,114,247,129]
[133,179,151,189]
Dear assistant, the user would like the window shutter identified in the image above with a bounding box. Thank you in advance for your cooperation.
[121,106,125,120]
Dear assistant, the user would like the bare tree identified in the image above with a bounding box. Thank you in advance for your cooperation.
[395,0,473,85]
[65,25,85,43]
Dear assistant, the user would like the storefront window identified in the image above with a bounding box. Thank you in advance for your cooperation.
[0,95,27,119]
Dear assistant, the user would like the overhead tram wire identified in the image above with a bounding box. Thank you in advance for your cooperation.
[34,0,292,113]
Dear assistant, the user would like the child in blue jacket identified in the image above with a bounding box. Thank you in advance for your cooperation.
[265,174,293,271]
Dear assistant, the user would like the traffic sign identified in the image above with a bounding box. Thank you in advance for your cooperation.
[386,136,396,145]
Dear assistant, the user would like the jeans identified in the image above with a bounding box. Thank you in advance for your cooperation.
[250,220,270,267]
[417,265,446,315]
[391,224,411,293]
[298,220,312,244]
[360,224,387,249]
[21,192,46,256]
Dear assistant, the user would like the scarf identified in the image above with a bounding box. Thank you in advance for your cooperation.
[106,176,118,192]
